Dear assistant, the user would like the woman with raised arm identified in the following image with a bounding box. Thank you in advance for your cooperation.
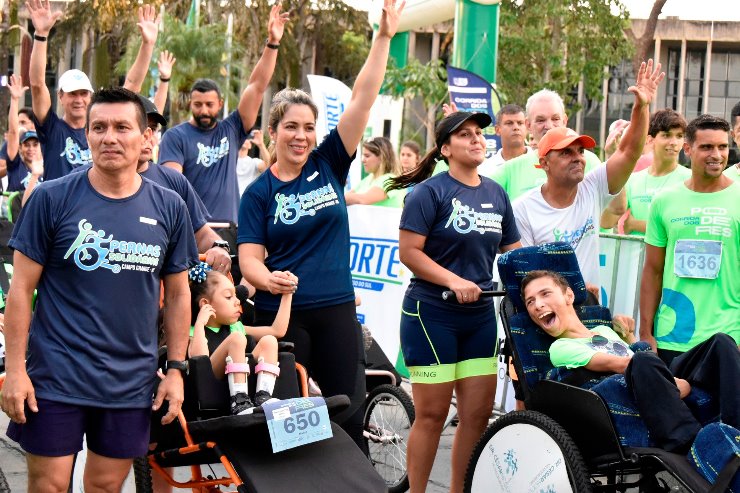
[386,112,522,492]
[237,0,405,451]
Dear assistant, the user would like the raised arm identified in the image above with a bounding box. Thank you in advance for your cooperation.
[6,75,28,163]
[152,50,175,114]
[21,160,44,207]
[336,0,405,155]
[27,0,63,123]
[245,287,296,340]
[605,60,664,194]
[236,3,289,133]
[123,5,161,92]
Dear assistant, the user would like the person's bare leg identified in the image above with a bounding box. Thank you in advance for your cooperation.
[82,450,134,493]
[406,381,455,493]
[450,375,497,493]
[26,453,75,493]
[210,332,248,383]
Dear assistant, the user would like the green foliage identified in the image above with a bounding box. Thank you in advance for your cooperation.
[383,58,448,111]
[497,0,633,109]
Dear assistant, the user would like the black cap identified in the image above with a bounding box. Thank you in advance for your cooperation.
[435,111,492,149]
[137,94,167,128]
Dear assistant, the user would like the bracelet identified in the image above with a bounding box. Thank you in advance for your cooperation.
[159,76,171,82]
[33,34,48,42]
[266,40,280,50]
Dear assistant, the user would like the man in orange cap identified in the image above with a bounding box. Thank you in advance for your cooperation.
[513,60,665,298]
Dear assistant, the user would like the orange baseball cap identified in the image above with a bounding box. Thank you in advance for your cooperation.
[538,127,596,158]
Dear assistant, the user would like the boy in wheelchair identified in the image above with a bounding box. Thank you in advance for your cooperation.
[188,262,297,415]
[521,269,740,454]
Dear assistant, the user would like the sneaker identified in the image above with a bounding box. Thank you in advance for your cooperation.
[253,390,279,407]
[231,392,256,415]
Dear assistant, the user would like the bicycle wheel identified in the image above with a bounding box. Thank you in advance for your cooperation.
[464,410,592,493]
[364,384,415,493]
[133,456,153,493]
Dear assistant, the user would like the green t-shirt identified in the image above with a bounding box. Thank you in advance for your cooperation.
[489,149,601,201]
[549,325,633,369]
[352,172,405,208]
[645,182,740,352]
[189,320,246,338]
[625,166,691,236]
[723,163,740,182]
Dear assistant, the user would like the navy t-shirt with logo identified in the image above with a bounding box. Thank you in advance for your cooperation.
[2,143,33,192]
[33,110,91,181]
[400,172,520,308]
[237,129,355,312]
[9,170,198,408]
[158,111,248,223]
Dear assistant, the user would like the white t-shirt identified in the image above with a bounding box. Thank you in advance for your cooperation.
[236,156,265,196]
[478,146,532,177]
[513,164,615,288]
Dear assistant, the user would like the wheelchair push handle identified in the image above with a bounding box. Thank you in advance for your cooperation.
[441,290,506,301]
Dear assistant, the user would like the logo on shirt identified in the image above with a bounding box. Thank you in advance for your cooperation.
[445,198,503,235]
[196,137,230,167]
[64,219,162,274]
[20,172,42,189]
[669,206,732,237]
[553,217,595,248]
[60,137,92,167]
[273,183,339,225]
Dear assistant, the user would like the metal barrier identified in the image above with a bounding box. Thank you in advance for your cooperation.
[598,233,646,333]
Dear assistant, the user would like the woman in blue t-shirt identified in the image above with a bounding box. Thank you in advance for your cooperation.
[386,111,522,493]
[237,0,405,451]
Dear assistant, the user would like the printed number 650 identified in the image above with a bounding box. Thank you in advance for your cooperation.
[283,410,321,433]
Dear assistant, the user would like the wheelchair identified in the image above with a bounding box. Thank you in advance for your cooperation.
[463,242,737,493]
[134,345,387,492]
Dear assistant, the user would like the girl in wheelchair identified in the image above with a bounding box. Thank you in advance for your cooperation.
[521,269,740,454]
[188,262,297,415]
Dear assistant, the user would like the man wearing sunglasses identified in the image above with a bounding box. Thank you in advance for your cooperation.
[522,270,739,454]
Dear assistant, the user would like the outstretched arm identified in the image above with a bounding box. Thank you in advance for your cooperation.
[27,0,62,123]
[345,187,387,205]
[236,3,289,132]
[6,75,28,163]
[245,284,296,340]
[152,50,175,114]
[605,60,665,194]
[123,4,161,92]
[336,0,405,155]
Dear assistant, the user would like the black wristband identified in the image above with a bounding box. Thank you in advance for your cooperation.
[33,34,48,42]
[266,40,280,50]
[159,76,171,82]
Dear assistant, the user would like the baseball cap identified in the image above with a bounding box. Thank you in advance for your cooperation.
[435,112,492,149]
[137,95,168,128]
[57,69,94,93]
[19,130,39,144]
[538,127,596,158]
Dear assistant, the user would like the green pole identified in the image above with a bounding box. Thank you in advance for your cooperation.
[452,0,500,84]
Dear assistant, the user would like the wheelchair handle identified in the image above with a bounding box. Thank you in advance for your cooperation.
[441,290,506,301]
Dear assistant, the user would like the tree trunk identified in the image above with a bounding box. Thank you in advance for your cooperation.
[627,0,669,74]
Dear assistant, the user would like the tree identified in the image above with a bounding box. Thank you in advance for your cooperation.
[624,0,669,74]
[496,0,633,109]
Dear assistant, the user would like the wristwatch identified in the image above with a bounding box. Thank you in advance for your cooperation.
[212,240,231,253]
[165,360,189,375]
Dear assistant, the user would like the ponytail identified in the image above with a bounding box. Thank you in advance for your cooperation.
[385,146,442,191]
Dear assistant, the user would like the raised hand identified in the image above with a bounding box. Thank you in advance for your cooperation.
[267,2,290,45]
[377,0,406,40]
[137,4,161,45]
[442,102,459,118]
[8,74,28,101]
[628,59,665,107]
[26,0,63,36]
[158,50,176,80]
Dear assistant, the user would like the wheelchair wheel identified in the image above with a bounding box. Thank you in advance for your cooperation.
[464,410,592,493]
[364,383,415,493]
[133,456,153,493]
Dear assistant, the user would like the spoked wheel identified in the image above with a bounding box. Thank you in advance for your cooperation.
[363,384,415,493]
[464,410,592,493]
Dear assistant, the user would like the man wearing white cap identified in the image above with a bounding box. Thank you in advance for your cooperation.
[26,0,162,181]
[512,60,664,295]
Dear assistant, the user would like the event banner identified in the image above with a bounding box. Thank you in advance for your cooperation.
[307,74,362,190]
[446,65,502,159]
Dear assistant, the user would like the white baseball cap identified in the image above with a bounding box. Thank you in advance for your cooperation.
[58,69,94,93]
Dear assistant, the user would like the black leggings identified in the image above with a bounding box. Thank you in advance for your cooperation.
[255,301,367,452]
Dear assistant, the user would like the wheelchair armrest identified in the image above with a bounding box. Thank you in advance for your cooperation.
[187,355,229,415]
[278,341,294,353]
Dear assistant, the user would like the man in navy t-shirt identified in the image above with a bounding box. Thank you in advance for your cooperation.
[27,0,166,181]
[160,4,289,223]
[1,88,197,492]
